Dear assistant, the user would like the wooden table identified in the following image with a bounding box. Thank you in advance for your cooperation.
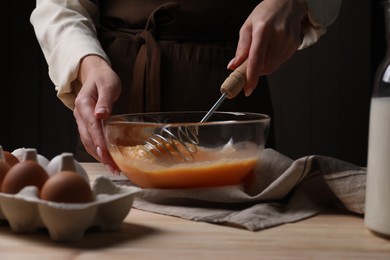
[0,162,389,259]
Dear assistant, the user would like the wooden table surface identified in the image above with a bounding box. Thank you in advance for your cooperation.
[0,162,389,259]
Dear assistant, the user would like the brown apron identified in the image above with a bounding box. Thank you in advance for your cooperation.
[77,0,275,161]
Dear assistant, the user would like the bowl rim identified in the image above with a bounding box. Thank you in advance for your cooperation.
[102,111,271,127]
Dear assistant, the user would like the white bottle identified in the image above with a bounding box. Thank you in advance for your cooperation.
[364,0,390,239]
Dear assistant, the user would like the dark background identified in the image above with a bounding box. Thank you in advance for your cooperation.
[2,0,386,167]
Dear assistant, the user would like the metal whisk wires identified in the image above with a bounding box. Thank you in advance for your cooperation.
[142,125,200,163]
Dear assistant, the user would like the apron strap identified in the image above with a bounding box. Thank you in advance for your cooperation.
[101,3,179,112]
[130,29,161,112]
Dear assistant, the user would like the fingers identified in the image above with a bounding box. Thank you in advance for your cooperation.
[245,22,268,97]
[73,55,122,173]
[228,0,307,97]
[75,95,120,174]
[228,24,251,71]
[74,91,99,158]
[74,73,122,174]
[228,18,265,97]
[94,76,122,173]
[94,82,120,119]
[95,70,122,119]
[73,103,99,161]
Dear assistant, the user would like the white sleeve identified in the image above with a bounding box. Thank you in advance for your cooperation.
[30,0,110,110]
[299,0,343,49]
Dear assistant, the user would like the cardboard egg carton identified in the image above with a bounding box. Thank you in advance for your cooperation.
[0,175,141,242]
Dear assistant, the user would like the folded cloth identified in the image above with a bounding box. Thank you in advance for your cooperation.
[126,149,366,231]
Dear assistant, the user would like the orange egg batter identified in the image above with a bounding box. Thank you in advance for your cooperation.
[110,141,261,189]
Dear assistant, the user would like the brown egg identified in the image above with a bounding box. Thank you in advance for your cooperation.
[1,161,49,194]
[3,151,19,166]
[40,171,94,203]
[0,161,11,191]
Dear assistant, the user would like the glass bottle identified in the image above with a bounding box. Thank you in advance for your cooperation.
[364,0,390,238]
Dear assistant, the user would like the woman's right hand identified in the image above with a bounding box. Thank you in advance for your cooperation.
[73,55,122,173]
[228,0,308,96]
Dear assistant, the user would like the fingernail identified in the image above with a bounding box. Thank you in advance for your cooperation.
[96,146,103,160]
[227,57,236,69]
[245,87,254,97]
[95,107,108,116]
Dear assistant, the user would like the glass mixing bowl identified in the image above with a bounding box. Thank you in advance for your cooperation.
[102,111,270,189]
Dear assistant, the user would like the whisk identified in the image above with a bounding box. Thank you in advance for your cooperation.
[142,60,248,163]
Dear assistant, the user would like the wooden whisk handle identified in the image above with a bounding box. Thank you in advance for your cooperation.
[220,60,247,99]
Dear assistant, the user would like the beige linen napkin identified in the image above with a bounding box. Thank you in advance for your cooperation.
[119,149,366,231]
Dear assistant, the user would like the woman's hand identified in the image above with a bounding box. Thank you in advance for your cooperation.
[228,0,308,96]
[73,55,122,173]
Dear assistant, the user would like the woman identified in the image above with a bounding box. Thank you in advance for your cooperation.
[30,0,342,173]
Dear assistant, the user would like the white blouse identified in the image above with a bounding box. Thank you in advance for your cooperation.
[30,0,343,109]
